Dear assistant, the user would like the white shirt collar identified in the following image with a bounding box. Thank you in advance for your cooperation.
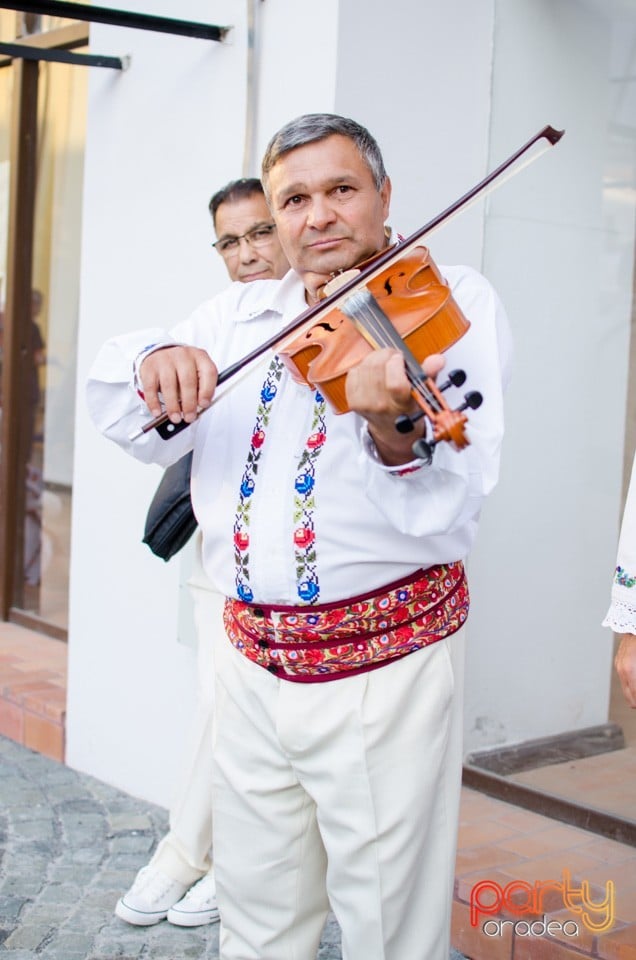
[232,269,306,324]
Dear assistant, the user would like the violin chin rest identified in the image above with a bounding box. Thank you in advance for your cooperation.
[320,269,361,299]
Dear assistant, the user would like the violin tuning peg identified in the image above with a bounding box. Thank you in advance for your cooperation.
[411,437,434,465]
[395,413,415,434]
[439,369,467,392]
[396,410,427,433]
[464,391,483,410]
[455,391,483,413]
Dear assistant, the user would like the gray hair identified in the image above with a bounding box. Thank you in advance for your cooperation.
[261,114,387,197]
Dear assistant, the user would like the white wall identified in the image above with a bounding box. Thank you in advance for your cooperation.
[335,0,495,268]
[252,0,340,166]
[334,0,636,751]
[67,0,251,805]
[331,0,633,750]
[67,0,636,803]
[465,0,636,750]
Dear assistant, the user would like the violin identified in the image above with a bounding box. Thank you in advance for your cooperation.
[130,124,564,461]
[278,244,479,462]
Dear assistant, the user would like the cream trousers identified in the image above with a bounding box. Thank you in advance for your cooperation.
[149,538,222,885]
[212,623,466,960]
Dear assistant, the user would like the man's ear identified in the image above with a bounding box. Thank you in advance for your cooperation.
[380,176,392,220]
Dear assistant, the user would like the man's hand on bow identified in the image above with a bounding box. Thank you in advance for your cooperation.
[140,346,218,425]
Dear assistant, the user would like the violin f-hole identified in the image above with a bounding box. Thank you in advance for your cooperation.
[306,321,339,337]
[383,271,406,296]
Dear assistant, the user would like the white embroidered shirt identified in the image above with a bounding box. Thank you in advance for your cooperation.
[87,265,512,606]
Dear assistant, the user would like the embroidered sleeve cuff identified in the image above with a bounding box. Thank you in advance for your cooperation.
[360,424,427,476]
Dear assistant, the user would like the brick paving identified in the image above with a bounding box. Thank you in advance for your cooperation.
[0,625,66,763]
[453,789,636,960]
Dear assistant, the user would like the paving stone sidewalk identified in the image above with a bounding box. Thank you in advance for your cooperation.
[0,735,466,959]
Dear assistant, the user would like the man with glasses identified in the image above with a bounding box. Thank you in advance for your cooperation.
[114,178,289,930]
[211,178,289,284]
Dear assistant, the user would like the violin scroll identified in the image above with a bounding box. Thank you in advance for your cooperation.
[404,382,484,464]
[395,368,468,432]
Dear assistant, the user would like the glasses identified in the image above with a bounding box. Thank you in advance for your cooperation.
[213,223,277,256]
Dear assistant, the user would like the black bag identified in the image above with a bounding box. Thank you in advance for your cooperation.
[142,452,198,561]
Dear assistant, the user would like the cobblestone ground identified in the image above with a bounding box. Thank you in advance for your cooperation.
[0,736,466,959]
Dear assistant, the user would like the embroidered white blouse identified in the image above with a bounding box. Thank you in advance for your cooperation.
[87,266,512,606]
[603,451,636,635]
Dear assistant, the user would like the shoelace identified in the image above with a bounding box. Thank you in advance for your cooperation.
[132,869,179,904]
[183,876,216,905]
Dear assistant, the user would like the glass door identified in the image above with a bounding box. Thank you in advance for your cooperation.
[24,55,87,632]
[0,11,87,638]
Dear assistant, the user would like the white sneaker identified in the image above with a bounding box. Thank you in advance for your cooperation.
[115,865,191,926]
[167,871,220,927]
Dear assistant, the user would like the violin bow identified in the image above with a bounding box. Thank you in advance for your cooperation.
[130,124,564,441]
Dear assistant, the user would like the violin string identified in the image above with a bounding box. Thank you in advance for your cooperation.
[341,289,442,412]
[342,292,439,408]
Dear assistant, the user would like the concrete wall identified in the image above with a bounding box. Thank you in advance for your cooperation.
[466,0,635,751]
[334,0,495,268]
[67,0,636,804]
[334,0,634,751]
[67,0,251,805]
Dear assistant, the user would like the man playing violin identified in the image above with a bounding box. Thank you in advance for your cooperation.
[88,113,512,960]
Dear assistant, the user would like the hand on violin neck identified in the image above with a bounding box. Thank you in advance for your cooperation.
[139,345,217,425]
[346,350,445,466]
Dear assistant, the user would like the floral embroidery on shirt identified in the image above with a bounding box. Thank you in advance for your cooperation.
[293,390,327,604]
[233,364,327,604]
[233,356,284,602]
[614,565,636,588]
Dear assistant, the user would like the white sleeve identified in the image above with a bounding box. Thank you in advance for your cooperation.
[603,451,636,635]
[355,267,512,537]
[86,299,221,467]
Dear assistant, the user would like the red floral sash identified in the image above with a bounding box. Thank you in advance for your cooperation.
[223,562,468,683]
